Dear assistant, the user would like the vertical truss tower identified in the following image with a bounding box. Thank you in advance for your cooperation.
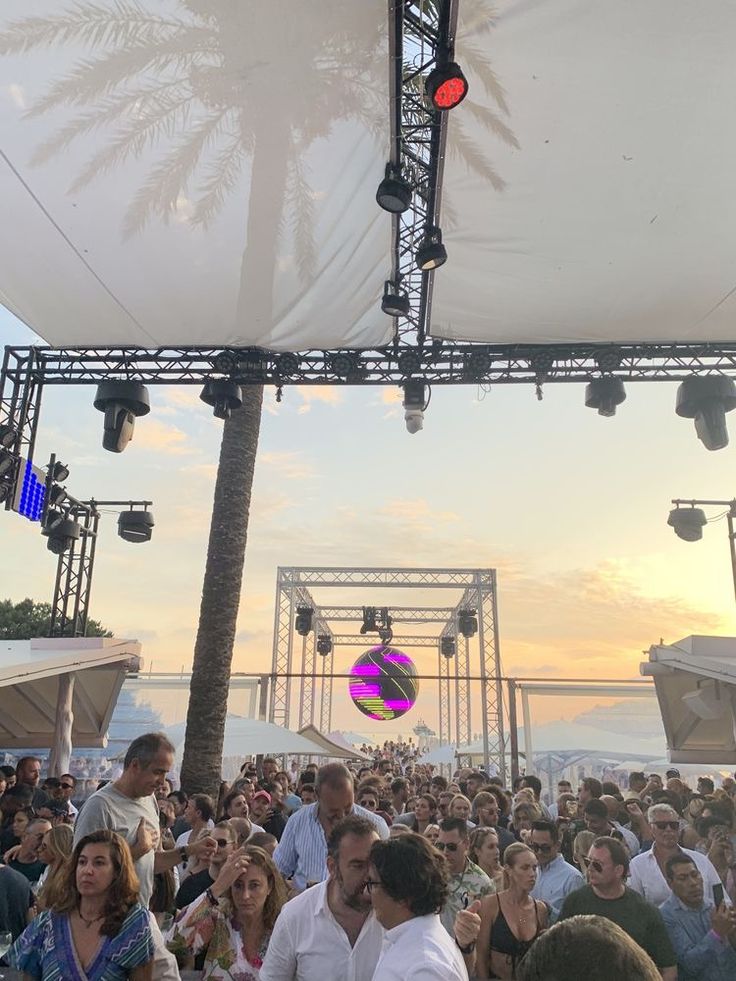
[268,566,505,778]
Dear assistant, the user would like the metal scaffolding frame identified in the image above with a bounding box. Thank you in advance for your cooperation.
[268,566,504,778]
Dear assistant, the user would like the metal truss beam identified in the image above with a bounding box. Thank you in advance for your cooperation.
[282,567,495,587]
[331,634,441,647]
[319,607,457,623]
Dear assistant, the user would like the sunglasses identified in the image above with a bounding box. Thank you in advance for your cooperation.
[653,821,679,831]
[436,841,460,852]
[530,842,552,854]
[588,859,604,873]
[363,879,382,893]
[214,838,231,849]
[60,783,74,791]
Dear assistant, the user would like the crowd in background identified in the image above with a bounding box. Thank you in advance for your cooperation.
[1,739,736,979]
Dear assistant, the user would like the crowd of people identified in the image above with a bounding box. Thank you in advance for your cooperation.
[1,740,736,979]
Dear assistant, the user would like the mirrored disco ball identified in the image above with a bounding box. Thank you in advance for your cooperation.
[349,645,419,721]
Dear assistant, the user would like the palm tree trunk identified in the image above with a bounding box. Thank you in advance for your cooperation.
[180,113,290,796]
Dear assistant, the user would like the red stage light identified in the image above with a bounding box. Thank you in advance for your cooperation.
[426,62,468,111]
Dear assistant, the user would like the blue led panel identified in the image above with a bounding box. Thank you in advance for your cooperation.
[12,458,46,522]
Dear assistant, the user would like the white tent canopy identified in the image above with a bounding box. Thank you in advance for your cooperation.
[165,716,370,764]
[433,1,736,344]
[0,1,392,350]
[0,637,141,772]
[641,635,736,765]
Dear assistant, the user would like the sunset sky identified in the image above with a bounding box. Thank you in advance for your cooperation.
[3,308,735,740]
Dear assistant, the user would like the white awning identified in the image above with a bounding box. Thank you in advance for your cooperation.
[432,1,736,344]
[0,638,141,750]
[0,1,392,351]
[641,635,736,765]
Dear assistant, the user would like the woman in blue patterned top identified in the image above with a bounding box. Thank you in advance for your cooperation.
[9,829,154,980]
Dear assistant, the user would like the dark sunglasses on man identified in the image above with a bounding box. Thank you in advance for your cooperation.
[530,841,552,854]
[436,841,459,852]
[653,820,679,831]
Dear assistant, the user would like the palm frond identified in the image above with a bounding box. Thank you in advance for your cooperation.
[25,27,215,115]
[447,119,506,192]
[458,40,511,115]
[285,152,317,284]
[462,99,519,150]
[122,108,230,237]
[0,1,187,54]
[62,92,196,190]
[190,131,248,227]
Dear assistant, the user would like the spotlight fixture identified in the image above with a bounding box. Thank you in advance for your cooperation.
[42,509,81,555]
[594,347,623,373]
[295,606,314,637]
[441,636,456,659]
[376,163,412,213]
[360,607,378,635]
[676,376,736,451]
[378,623,394,645]
[52,461,70,483]
[0,452,14,478]
[397,349,422,376]
[317,634,333,657]
[458,609,478,639]
[48,485,67,508]
[425,59,469,111]
[585,377,627,417]
[200,380,243,420]
[415,227,447,271]
[402,379,427,435]
[93,381,151,453]
[463,349,492,380]
[212,351,237,374]
[381,281,410,318]
[0,424,15,449]
[667,506,707,542]
[118,508,155,543]
[276,353,300,377]
[331,353,358,378]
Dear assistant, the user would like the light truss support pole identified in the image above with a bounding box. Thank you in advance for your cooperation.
[49,507,99,637]
[269,576,294,727]
[477,571,505,782]
[0,347,44,508]
[319,647,334,734]
[455,630,471,757]
[297,633,311,729]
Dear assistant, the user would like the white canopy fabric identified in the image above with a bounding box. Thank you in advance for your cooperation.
[641,635,736,765]
[298,725,372,761]
[0,1,392,351]
[432,1,736,344]
[165,716,366,763]
[0,637,141,750]
[457,720,666,762]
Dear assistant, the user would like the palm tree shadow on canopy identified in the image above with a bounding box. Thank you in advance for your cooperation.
[0,0,515,793]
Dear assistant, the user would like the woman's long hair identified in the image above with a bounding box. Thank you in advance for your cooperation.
[221,846,288,931]
[36,824,74,911]
[53,830,140,936]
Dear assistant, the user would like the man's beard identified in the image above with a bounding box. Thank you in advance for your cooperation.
[337,868,371,911]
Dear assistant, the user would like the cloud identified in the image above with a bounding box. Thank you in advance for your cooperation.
[380,498,460,524]
[132,418,195,456]
[260,451,316,481]
[293,386,345,414]
[6,84,25,109]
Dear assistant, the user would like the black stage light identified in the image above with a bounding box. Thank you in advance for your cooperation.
[667,506,707,542]
[317,634,333,657]
[585,377,627,417]
[0,424,15,449]
[360,606,378,635]
[458,609,478,639]
[118,509,155,543]
[441,636,456,659]
[295,606,314,637]
[48,485,67,507]
[277,353,300,377]
[676,376,736,451]
[200,380,243,420]
[376,164,412,213]
[42,511,81,554]
[382,281,410,318]
[331,353,358,378]
[0,452,14,478]
[463,349,492,380]
[93,381,151,453]
[416,227,447,271]
[397,349,422,376]
[212,351,237,374]
[52,461,70,483]
[402,379,427,434]
[426,61,468,111]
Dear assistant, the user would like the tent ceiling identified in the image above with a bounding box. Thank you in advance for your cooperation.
[432,1,736,345]
[0,1,392,351]
[0,641,141,750]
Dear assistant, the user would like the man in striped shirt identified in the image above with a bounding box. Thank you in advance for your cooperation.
[274,762,389,891]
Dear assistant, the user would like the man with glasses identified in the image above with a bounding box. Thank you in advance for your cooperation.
[366,833,470,980]
[659,853,736,980]
[436,817,494,936]
[174,821,236,909]
[529,819,583,921]
[8,818,51,885]
[629,804,727,907]
[559,836,677,980]
[57,774,78,820]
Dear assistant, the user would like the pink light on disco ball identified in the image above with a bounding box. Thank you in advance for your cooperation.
[348,645,419,721]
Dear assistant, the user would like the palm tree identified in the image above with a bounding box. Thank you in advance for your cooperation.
[0,0,515,795]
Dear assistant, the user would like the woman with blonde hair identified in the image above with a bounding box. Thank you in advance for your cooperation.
[167,845,287,979]
[572,830,596,875]
[469,826,505,891]
[476,842,548,979]
[35,823,74,910]
[8,829,154,979]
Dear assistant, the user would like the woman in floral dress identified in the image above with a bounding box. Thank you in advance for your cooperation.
[167,845,287,980]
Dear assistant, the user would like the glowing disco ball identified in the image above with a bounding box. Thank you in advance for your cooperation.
[349,645,419,721]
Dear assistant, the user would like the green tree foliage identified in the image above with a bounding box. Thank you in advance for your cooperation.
[0,598,112,639]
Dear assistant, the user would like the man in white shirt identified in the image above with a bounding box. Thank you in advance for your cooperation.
[628,803,729,907]
[367,832,469,981]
